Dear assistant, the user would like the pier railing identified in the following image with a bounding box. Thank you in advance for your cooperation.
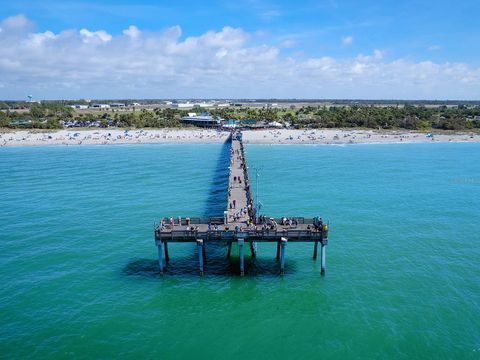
[155,217,226,228]
[155,216,320,229]
[155,228,326,242]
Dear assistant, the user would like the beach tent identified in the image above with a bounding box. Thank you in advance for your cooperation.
[268,121,284,128]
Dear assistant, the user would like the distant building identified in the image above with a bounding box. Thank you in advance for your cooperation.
[90,104,110,109]
[110,103,126,108]
[181,113,222,127]
[241,119,257,125]
[172,102,194,109]
[193,102,212,108]
[223,119,239,128]
[70,105,89,109]
[10,119,32,126]
[173,102,214,109]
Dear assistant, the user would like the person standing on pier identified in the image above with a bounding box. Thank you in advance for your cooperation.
[233,199,236,209]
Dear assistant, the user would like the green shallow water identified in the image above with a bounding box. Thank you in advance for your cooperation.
[1,142,479,359]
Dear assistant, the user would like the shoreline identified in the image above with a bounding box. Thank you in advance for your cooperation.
[1,128,479,147]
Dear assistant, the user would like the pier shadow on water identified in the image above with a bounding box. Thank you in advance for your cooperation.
[123,138,298,278]
[123,253,297,278]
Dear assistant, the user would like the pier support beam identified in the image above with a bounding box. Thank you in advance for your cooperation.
[226,242,232,259]
[250,241,257,258]
[197,239,204,276]
[313,240,318,260]
[320,243,326,276]
[157,242,164,274]
[280,237,287,275]
[238,238,245,276]
[164,241,170,263]
[276,241,280,261]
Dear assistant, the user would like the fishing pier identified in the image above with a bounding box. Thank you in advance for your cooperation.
[154,131,329,276]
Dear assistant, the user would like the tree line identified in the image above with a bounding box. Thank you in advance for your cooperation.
[1,102,479,130]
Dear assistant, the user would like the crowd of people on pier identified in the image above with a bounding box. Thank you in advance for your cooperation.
[227,133,256,224]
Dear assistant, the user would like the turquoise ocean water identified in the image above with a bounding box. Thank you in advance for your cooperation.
[1,142,479,359]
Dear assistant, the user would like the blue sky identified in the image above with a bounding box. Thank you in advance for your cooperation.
[1,0,479,99]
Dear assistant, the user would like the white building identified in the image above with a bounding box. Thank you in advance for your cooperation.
[90,104,110,109]
[181,113,222,127]
[172,102,194,108]
[172,102,214,109]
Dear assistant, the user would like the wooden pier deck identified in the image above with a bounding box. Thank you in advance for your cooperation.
[154,131,329,276]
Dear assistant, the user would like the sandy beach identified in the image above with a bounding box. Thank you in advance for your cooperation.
[1,128,479,147]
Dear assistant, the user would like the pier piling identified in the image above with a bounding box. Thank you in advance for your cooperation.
[157,242,164,274]
[320,243,326,276]
[276,241,280,261]
[202,241,207,263]
[280,237,287,275]
[226,242,232,259]
[239,238,245,276]
[250,241,257,258]
[164,241,170,263]
[197,239,204,276]
[313,240,318,260]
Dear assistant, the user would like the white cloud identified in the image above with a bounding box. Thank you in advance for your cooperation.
[79,28,112,43]
[356,49,386,62]
[29,31,56,46]
[341,35,353,46]
[123,25,140,39]
[2,14,31,30]
[0,15,479,99]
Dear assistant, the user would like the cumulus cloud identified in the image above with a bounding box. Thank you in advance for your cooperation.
[2,14,31,30]
[341,35,353,46]
[79,28,112,43]
[123,25,140,39]
[0,15,479,99]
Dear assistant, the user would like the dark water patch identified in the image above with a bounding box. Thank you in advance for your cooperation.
[122,258,162,277]
[203,138,231,216]
[123,247,295,277]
